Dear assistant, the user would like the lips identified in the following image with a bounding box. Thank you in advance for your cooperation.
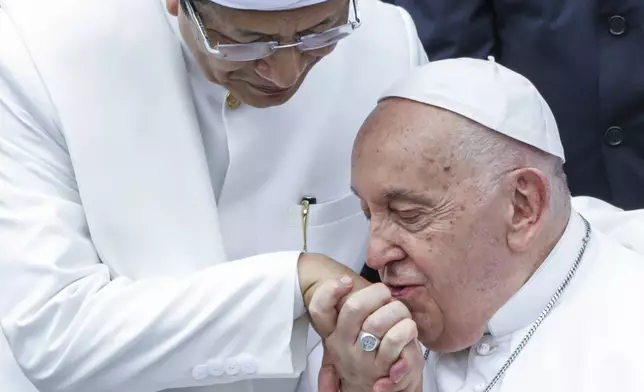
[386,284,423,298]
[249,83,291,94]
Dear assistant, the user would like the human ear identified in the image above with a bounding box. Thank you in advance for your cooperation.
[506,168,549,252]
[166,0,179,16]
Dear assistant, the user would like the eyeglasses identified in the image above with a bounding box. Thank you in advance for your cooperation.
[181,0,361,62]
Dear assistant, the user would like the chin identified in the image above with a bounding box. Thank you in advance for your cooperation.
[240,90,298,108]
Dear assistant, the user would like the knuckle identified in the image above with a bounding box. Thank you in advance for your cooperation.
[383,331,406,348]
[307,304,324,321]
[401,318,419,339]
[343,296,363,315]
[373,282,392,298]
[402,342,423,362]
[385,320,417,348]
[391,300,412,318]
[327,280,345,297]
[362,316,382,336]
[321,279,342,295]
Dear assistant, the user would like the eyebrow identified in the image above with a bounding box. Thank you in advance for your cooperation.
[351,187,435,206]
[232,16,337,37]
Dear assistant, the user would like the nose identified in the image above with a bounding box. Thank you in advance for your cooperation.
[366,222,406,271]
[255,46,308,88]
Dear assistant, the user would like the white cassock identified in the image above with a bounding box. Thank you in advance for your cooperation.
[0,0,426,391]
[415,207,644,392]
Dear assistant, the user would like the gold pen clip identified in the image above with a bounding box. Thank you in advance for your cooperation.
[300,197,316,252]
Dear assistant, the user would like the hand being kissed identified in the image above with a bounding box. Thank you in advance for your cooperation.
[307,277,424,392]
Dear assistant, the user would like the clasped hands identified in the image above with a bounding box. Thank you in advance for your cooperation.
[299,255,424,392]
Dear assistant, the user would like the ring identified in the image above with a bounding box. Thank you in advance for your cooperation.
[358,331,380,352]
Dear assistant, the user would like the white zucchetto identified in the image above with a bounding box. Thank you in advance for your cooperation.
[380,57,566,162]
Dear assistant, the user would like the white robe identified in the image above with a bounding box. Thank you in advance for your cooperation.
[0,0,426,391]
[419,210,644,392]
[294,204,644,392]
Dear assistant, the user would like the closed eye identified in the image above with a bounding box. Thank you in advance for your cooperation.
[398,213,421,224]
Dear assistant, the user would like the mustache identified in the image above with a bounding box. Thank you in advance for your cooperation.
[382,265,426,285]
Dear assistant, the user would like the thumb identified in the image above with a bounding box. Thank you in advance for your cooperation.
[308,276,353,338]
[318,347,341,392]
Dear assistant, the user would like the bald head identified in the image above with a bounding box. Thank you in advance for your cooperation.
[351,97,571,352]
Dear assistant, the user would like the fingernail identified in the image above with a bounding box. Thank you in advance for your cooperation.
[339,276,352,286]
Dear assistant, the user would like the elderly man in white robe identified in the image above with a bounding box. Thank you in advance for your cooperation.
[307,58,644,392]
[0,0,426,391]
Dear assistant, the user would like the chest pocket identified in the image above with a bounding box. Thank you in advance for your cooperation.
[298,194,368,275]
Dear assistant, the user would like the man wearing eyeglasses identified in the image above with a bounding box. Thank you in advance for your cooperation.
[0,0,425,391]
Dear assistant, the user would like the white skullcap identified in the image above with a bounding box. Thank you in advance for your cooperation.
[380,57,565,162]
[207,0,327,10]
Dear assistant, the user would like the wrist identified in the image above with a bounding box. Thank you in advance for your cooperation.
[297,253,350,293]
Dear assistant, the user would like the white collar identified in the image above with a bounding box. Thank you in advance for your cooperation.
[486,211,586,337]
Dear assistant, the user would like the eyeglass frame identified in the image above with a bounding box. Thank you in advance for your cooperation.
[181,0,361,61]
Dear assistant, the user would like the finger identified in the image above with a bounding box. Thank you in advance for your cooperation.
[371,356,408,392]
[362,300,411,339]
[373,376,397,392]
[375,318,418,368]
[386,342,424,390]
[388,357,409,386]
[308,276,354,338]
[318,349,341,392]
[335,283,392,342]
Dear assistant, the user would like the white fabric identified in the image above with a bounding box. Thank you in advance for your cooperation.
[422,209,644,391]
[208,0,327,10]
[0,0,426,390]
[571,196,644,256]
[380,57,566,162]
[486,212,586,337]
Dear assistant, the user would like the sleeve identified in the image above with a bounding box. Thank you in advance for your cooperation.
[0,13,308,392]
[294,270,306,318]
[294,341,324,392]
[391,0,497,61]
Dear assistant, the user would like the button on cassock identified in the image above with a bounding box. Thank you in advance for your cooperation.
[191,364,209,380]
[225,358,240,375]
[226,92,241,109]
[207,359,225,377]
[238,353,258,374]
[476,342,493,356]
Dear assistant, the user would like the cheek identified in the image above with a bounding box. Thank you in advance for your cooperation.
[403,228,461,280]
[402,224,478,310]
[306,44,337,59]
[200,56,249,83]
